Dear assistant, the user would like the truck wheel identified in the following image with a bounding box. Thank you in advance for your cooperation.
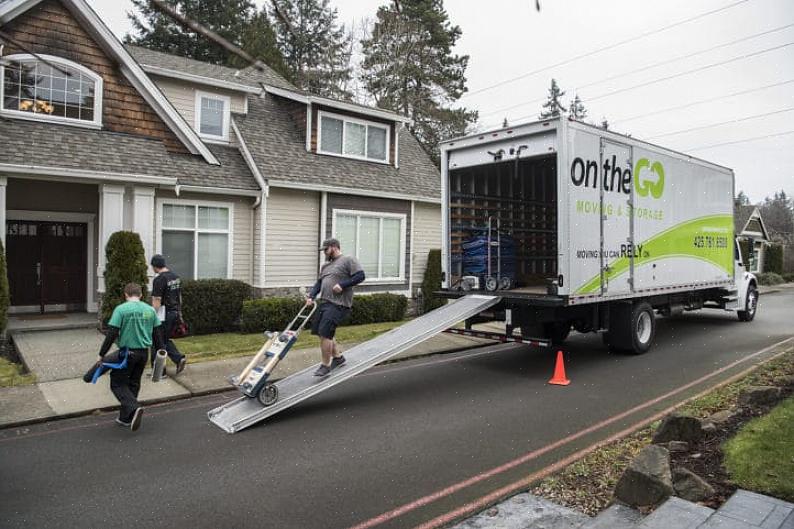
[544,322,571,345]
[257,383,278,407]
[737,285,758,322]
[609,302,655,355]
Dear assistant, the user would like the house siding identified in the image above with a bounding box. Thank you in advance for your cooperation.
[2,0,188,153]
[411,202,442,290]
[264,187,320,289]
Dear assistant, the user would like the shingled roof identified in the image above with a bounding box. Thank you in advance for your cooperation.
[235,94,440,201]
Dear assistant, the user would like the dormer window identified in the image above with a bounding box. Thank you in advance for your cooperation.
[1,54,103,127]
[318,110,389,163]
[195,91,230,142]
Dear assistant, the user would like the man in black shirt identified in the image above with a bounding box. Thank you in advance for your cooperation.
[150,254,186,374]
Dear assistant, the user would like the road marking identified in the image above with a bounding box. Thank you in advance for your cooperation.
[348,336,794,529]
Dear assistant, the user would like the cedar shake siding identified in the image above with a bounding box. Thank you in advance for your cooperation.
[2,0,188,153]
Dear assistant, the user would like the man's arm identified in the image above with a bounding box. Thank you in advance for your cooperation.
[338,270,365,289]
[151,275,164,310]
[308,279,322,300]
[98,326,120,359]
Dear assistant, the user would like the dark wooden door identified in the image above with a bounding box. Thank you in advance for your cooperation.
[6,220,87,312]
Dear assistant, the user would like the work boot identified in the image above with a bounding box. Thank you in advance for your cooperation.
[313,364,332,377]
[130,407,144,432]
[330,355,346,370]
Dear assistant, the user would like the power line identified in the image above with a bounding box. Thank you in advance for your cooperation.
[463,0,750,99]
[611,79,794,125]
[646,107,794,140]
[479,22,794,119]
[482,41,794,129]
[687,129,794,151]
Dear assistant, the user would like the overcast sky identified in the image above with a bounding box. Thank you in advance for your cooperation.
[88,0,794,203]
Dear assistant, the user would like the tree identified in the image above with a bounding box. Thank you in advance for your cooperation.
[600,117,609,130]
[539,78,566,119]
[568,93,587,121]
[127,0,258,66]
[359,0,478,163]
[271,0,352,99]
[759,190,794,240]
[735,190,750,206]
[101,232,149,325]
[232,9,292,80]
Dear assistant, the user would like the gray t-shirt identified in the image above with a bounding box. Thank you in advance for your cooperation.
[318,255,364,308]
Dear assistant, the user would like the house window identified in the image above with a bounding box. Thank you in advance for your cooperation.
[333,210,405,281]
[319,111,389,163]
[159,202,232,279]
[0,54,102,127]
[750,248,760,273]
[195,91,230,141]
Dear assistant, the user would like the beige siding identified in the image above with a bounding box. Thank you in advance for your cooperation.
[253,208,262,287]
[265,188,320,288]
[411,202,442,289]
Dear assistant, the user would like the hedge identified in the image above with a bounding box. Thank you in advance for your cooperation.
[421,249,446,314]
[181,279,253,334]
[757,272,784,286]
[782,272,794,283]
[101,231,148,324]
[0,239,8,334]
[764,243,784,275]
[241,293,407,333]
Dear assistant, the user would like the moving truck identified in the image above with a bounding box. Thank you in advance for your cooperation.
[439,117,758,354]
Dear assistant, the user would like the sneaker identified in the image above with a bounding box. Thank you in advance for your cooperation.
[130,407,144,432]
[176,357,187,375]
[330,355,346,370]
[313,364,332,377]
[115,417,131,427]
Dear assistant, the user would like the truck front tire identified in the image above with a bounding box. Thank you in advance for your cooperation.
[737,285,758,322]
[608,302,656,355]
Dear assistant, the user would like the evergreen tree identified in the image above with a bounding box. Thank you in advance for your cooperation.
[735,190,750,206]
[360,0,477,163]
[759,190,794,239]
[232,8,292,81]
[600,117,609,130]
[568,93,587,121]
[270,0,352,99]
[539,78,566,119]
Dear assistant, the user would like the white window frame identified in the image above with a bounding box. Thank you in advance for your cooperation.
[317,110,390,164]
[194,90,231,142]
[0,53,103,129]
[332,208,406,282]
[155,197,234,279]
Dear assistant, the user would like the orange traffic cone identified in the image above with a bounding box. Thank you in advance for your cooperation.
[548,350,570,386]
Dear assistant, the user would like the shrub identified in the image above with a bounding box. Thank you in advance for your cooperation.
[181,279,253,335]
[782,272,794,283]
[101,231,148,324]
[421,249,445,314]
[0,239,8,334]
[241,296,305,333]
[756,272,784,286]
[348,293,407,325]
[764,243,784,274]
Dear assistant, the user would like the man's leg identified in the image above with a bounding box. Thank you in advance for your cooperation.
[128,350,147,398]
[109,362,137,423]
[164,312,185,365]
[320,337,334,366]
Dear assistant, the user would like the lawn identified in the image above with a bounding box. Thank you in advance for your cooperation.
[0,357,36,387]
[723,395,794,501]
[174,320,408,363]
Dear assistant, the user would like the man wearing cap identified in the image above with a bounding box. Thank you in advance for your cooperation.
[150,254,187,374]
[306,238,365,376]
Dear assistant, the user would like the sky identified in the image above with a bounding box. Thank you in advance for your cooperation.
[87,0,794,203]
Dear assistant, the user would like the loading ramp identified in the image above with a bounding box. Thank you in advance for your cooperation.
[208,294,501,433]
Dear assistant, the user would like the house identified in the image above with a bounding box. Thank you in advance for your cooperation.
[0,0,441,314]
[734,204,770,273]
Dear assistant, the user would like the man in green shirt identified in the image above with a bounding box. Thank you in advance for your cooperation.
[97,282,164,431]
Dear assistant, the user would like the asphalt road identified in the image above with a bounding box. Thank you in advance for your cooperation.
[1,291,792,529]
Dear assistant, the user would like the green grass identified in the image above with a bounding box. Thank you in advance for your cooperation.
[723,396,794,501]
[174,320,408,363]
[0,357,36,387]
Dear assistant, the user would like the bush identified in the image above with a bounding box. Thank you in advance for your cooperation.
[783,272,794,283]
[764,243,784,274]
[757,272,784,286]
[348,293,407,325]
[0,239,8,334]
[241,296,305,333]
[101,231,148,324]
[182,279,253,334]
[421,249,445,314]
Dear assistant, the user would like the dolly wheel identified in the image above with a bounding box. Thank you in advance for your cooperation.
[258,383,278,406]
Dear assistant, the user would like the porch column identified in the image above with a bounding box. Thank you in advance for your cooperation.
[131,186,156,276]
[97,184,125,292]
[0,176,6,249]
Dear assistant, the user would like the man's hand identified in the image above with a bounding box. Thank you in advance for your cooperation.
[305,297,315,306]
[96,355,104,364]
[332,283,343,294]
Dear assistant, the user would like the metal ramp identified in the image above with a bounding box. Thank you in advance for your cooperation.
[208,294,501,433]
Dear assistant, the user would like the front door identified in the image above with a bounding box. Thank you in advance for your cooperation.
[6,220,87,312]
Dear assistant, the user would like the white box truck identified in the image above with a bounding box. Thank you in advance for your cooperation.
[439,117,758,354]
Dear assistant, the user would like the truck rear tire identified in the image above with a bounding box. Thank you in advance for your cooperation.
[737,285,758,322]
[608,302,655,355]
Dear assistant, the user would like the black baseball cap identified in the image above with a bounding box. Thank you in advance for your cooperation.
[319,238,340,251]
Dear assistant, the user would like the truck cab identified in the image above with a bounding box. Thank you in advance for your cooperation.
[734,239,758,321]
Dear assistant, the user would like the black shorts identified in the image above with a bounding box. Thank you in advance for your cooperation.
[311,302,350,339]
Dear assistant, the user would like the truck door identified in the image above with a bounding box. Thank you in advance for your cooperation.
[599,139,634,296]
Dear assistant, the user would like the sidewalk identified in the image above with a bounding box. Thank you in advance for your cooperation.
[0,328,488,429]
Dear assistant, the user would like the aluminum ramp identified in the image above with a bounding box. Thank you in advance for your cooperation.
[208,294,501,433]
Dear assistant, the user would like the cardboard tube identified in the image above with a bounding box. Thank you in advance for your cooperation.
[152,349,167,382]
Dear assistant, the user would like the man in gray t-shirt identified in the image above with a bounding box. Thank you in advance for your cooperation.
[306,238,365,377]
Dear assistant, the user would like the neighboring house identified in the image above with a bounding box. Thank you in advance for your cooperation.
[0,0,441,314]
[734,204,770,274]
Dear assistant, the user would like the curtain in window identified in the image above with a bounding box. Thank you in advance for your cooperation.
[197,233,228,278]
[381,218,401,277]
[198,206,229,229]
[336,214,357,255]
[162,231,195,280]
[163,204,195,229]
[344,122,366,157]
[367,127,387,161]
[321,116,343,154]
[200,97,225,136]
[358,217,379,275]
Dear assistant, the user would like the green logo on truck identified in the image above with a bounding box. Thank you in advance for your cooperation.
[634,159,665,199]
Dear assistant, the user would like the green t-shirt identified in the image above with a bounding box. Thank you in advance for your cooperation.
[108,300,161,349]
